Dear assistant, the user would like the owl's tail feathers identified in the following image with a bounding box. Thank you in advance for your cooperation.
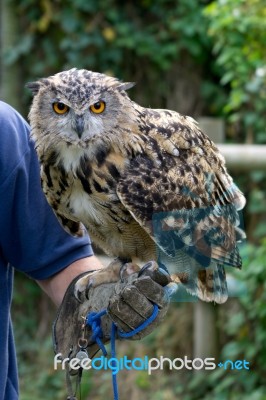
[172,263,228,304]
[196,265,228,304]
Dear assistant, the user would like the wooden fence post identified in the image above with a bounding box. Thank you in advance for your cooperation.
[193,118,225,362]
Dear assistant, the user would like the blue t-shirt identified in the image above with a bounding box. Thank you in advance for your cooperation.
[0,101,93,399]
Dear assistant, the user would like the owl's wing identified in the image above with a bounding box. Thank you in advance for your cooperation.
[116,145,245,303]
[117,150,245,264]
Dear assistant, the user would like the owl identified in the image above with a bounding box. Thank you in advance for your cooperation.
[27,68,246,304]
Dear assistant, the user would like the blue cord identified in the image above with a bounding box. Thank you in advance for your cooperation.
[85,303,159,400]
[111,323,119,400]
[86,310,108,356]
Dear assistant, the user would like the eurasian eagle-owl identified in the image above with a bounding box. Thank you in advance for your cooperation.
[27,68,246,304]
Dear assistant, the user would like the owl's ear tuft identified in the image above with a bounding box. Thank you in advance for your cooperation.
[117,82,136,92]
[25,81,42,96]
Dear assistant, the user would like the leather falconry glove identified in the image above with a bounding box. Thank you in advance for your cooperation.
[53,259,174,373]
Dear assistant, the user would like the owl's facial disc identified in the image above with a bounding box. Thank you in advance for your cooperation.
[46,83,123,144]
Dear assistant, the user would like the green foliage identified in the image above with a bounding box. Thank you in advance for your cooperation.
[214,241,266,399]
[204,0,266,142]
[6,0,216,112]
[4,0,266,132]
[9,0,209,73]
[247,171,266,240]
[173,240,266,400]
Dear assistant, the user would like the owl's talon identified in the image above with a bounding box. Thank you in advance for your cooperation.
[119,264,127,282]
[74,290,83,303]
[138,261,171,287]
[74,272,95,301]
[85,282,93,299]
[138,261,159,277]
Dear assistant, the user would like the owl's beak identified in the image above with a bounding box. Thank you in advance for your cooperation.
[75,115,85,138]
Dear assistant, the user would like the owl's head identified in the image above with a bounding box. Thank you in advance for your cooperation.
[27,69,135,147]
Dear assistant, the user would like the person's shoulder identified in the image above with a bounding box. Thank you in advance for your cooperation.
[0,101,31,185]
[0,101,30,134]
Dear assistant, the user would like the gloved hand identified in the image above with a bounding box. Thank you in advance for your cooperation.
[53,259,174,373]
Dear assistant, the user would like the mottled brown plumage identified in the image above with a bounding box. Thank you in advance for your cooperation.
[27,68,246,303]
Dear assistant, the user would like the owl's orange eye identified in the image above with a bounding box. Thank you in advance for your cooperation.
[53,102,69,115]
[90,101,105,114]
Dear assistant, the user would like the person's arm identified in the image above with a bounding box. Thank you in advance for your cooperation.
[37,255,103,307]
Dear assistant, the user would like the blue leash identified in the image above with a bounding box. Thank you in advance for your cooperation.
[86,310,108,356]
[86,304,159,400]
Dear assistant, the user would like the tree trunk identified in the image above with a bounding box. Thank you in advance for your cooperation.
[165,57,203,117]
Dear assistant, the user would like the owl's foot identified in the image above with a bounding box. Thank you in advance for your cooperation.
[74,259,174,301]
[138,261,172,286]
[74,258,140,301]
